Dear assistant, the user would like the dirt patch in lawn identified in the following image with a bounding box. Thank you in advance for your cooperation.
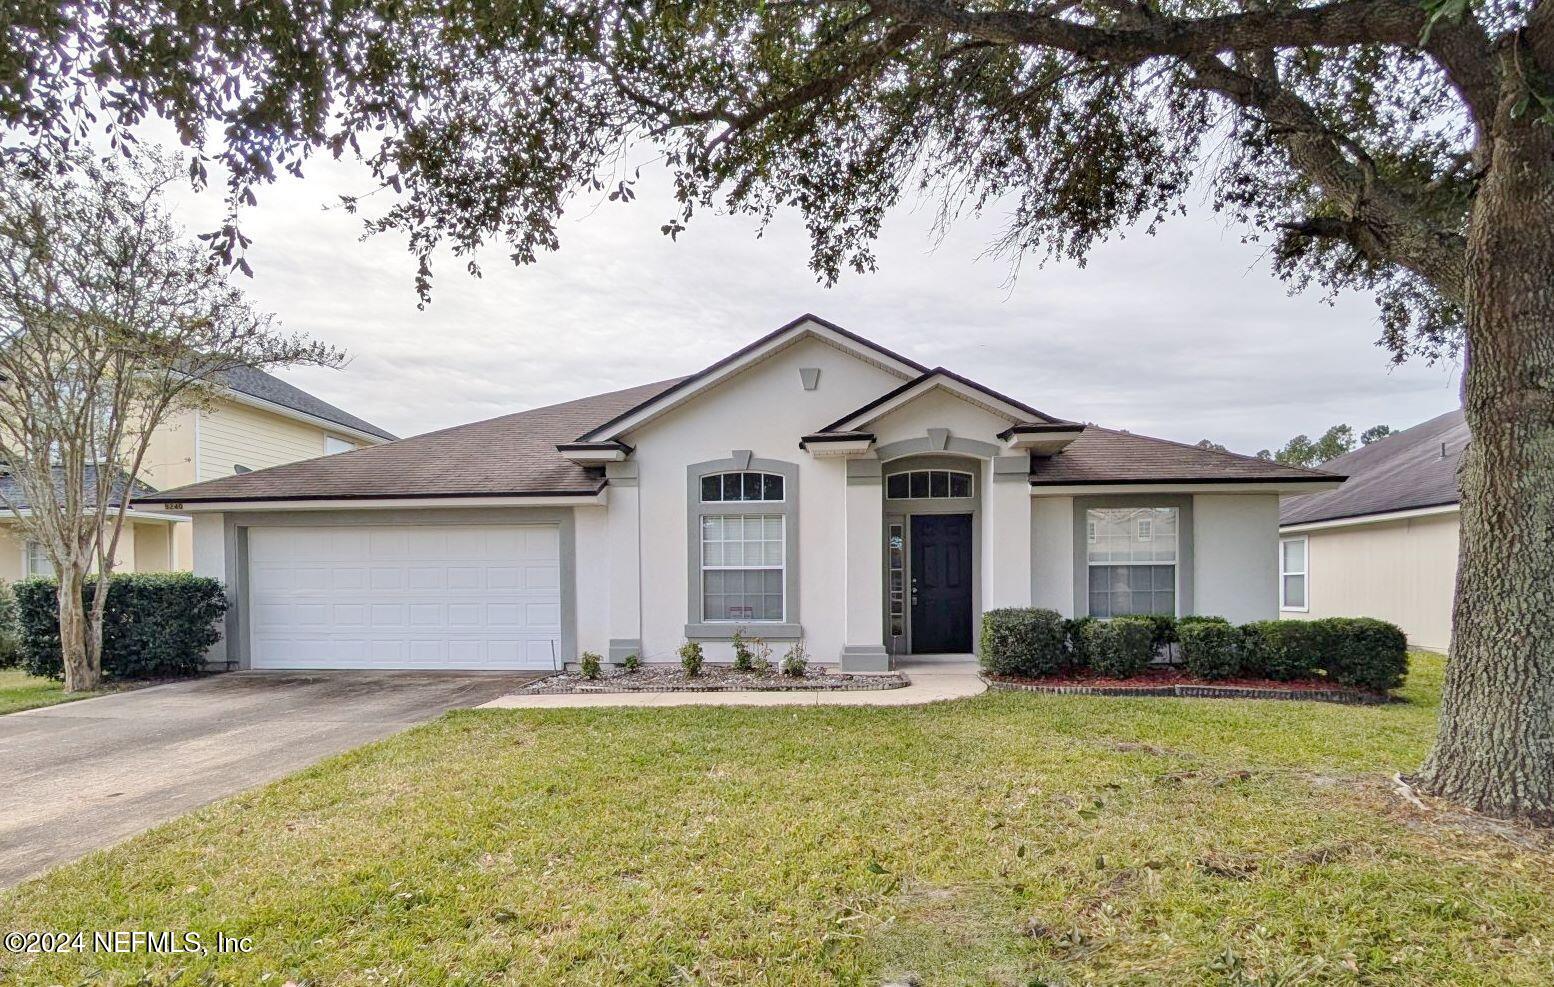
[518,665,909,694]
[987,665,1390,704]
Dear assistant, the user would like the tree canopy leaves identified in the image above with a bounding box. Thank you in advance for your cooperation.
[0,0,1539,348]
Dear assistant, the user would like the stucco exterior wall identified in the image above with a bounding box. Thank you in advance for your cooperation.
[1030,495,1075,615]
[573,503,612,659]
[626,334,910,662]
[1285,510,1459,652]
[1192,493,1280,624]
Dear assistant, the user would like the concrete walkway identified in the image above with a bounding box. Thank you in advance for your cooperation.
[478,654,985,709]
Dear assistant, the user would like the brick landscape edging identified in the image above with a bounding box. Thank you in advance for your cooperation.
[983,677,1388,705]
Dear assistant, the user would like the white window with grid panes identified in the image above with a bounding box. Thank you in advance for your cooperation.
[1280,537,1308,611]
[1086,507,1178,618]
[701,514,785,622]
[24,540,54,578]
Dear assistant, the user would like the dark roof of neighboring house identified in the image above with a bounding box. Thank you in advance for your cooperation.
[137,378,687,504]
[1028,427,1341,486]
[222,366,397,442]
[1280,408,1466,526]
[0,464,158,512]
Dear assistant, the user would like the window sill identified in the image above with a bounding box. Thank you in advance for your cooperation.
[684,622,802,641]
[1279,607,1310,614]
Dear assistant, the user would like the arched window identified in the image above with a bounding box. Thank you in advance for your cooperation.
[687,458,799,638]
[700,471,784,503]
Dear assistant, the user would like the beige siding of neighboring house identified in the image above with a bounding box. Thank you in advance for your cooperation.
[0,525,23,582]
[2,398,372,581]
[1283,509,1460,653]
[196,399,339,482]
[130,521,172,572]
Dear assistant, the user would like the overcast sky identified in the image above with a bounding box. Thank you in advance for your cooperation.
[165,148,1462,455]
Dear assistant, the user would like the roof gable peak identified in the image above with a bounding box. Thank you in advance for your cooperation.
[816,366,1069,435]
[576,314,927,442]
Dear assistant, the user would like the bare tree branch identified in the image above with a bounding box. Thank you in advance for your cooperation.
[869,0,1500,127]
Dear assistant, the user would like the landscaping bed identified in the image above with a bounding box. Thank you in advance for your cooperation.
[986,664,1390,704]
[519,664,909,694]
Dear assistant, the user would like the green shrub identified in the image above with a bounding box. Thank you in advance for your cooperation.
[0,580,21,670]
[678,641,704,677]
[750,639,774,676]
[1239,620,1323,680]
[621,652,642,672]
[1143,614,1178,652]
[1177,615,1230,628]
[1315,617,1409,690]
[13,573,227,681]
[781,643,809,678]
[1064,616,1097,667]
[578,651,602,679]
[1178,621,1242,680]
[1082,617,1156,678]
[731,630,755,672]
[979,608,1067,677]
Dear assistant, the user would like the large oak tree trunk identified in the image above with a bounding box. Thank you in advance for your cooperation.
[1413,80,1554,825]
[56,567,99,693]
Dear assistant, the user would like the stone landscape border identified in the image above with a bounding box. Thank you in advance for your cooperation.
[519,673,911,695]
[984,677,1389,705]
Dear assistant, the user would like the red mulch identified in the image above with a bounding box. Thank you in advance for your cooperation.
[990,664,1386,697]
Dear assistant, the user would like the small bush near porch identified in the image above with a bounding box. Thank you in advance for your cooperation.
[3,654,1553,985]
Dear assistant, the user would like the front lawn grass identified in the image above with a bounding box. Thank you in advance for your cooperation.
[0,668,107,715]
[4,653,1552,985]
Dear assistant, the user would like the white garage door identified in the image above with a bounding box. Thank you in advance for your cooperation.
[247,524,561,670]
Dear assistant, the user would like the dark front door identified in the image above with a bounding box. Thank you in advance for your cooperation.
[910,513,973,653]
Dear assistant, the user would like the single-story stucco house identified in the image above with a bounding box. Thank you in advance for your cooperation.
[136,315,1342,672]
[1279,407,1465,652]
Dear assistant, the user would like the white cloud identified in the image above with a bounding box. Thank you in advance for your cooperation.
[163,147,1461,454]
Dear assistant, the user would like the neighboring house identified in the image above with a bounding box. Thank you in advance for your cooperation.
[0,367,395,583]
[0,465,172,580]
[137,315,1340,672]
[1278,408,1466,652]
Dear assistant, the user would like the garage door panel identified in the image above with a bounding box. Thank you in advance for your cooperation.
[248,524,562,670]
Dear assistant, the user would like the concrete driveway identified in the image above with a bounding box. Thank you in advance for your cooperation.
[0,670,542,888]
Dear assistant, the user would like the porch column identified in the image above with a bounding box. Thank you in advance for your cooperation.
[839,459,890,671]
[605,462,643,663]
[986,454,1034,609]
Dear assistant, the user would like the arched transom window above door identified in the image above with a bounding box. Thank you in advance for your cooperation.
[885,468,974,500]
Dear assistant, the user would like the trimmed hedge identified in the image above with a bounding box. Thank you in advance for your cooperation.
[1082,616,1156,678]
[988,611,1408,693]
[979,608,1067,676]
[1064,616,1097,666]
[1240,619,1325,680]
[1178,621,1241,680]
[1316,617,1408,690]
[13,573,227,681]
[0,580,21,670]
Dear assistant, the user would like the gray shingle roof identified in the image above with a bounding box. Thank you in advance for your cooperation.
[137,378,686,504]
[0,464,158,512]
[1028,426,1342,486]
[222,366,397,441]
[1279,408,1465,526]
